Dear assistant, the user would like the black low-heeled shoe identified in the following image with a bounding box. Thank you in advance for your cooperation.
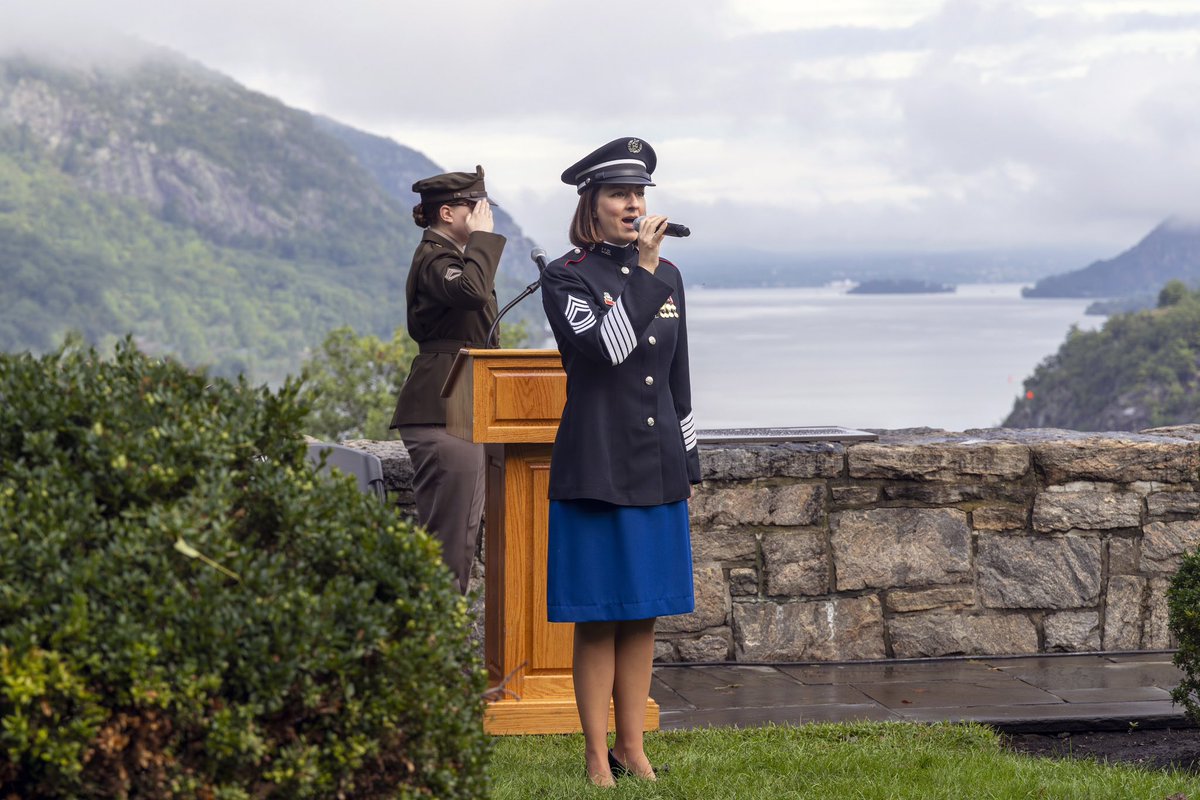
[607,749,630,779]
[608,749,670,779]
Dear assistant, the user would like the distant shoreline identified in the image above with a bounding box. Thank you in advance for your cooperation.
[848,278,955,295]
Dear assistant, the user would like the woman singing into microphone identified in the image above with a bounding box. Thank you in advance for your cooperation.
[539,138,700,787]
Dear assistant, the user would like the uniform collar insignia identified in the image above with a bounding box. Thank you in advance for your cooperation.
[594,241,638,266]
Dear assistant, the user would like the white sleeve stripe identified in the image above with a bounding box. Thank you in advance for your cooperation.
[600,315,624,364]
[613,299,636,353]
[604,298,633,347]
[599,297,637,364]
[600,297,636,360]
[681,412,697,450]
[600,322,622,365]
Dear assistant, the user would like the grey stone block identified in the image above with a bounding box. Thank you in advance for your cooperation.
[832,508,971,591]
[1044,611,1101,652]
[889,612,1038,658]
[1102,575,1145,650]
[1032,491,1141,532]
[733,596,887,661]
[978,534,1102,609]
[848,441,1029,481]
[1141,520,1200,573]
[762,530,828,597]
[1031,438,1199,485]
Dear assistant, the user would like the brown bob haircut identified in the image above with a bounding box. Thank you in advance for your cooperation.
[568,187,603,249]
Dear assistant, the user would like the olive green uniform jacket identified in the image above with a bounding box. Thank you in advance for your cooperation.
[389,229,507,427]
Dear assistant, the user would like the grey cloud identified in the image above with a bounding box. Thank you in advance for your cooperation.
[3,0,1200,252]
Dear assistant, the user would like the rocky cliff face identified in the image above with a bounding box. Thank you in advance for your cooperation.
[0,52,401,253]
[0,46,543,380]
[1004,375,1171,432]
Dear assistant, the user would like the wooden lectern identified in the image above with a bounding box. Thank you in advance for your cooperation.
[442,348,660,735]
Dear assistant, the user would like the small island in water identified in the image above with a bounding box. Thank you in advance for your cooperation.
[848,278,956,295]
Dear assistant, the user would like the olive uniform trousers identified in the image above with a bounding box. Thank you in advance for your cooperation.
[397,424,485,593]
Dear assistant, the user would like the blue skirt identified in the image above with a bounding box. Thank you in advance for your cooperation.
[547,498,695,623]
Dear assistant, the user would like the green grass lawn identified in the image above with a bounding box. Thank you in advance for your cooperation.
[490,722,1200,799]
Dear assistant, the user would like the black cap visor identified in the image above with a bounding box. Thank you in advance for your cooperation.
[578,166,656,193]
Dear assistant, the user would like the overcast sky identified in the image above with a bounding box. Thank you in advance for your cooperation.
[4,0,1200,257]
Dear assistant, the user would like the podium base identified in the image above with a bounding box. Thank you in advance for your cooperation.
[484,697,660,735]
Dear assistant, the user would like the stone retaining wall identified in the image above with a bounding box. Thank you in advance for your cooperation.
[346,425,1200,662]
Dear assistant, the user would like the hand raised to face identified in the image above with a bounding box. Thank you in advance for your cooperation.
[465,200,494,235]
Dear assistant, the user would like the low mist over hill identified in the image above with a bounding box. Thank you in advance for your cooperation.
[1022,219,1200,300]
[0,44,539,384]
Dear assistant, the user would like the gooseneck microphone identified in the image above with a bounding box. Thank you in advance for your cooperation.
[633,216,691,238]
[486,248,546,348]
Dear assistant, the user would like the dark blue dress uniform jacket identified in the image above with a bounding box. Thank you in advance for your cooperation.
[540,242,701,506]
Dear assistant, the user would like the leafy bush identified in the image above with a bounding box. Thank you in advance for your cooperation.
[0,339,489,798]
[1171,553,1200,722]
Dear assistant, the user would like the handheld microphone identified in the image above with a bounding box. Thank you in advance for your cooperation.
[633,216,691,238]
[485,248,545,348]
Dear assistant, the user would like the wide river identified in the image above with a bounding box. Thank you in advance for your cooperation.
[685,283,1103,432]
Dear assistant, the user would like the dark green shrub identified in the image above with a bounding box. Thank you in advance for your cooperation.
[0,339,489,798]
[1169,553,1200,720]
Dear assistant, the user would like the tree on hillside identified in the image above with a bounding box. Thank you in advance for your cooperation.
[300,326,415,441]
[1159,280,1189,308]
[1004,286,1200,431]
[301,321,529,441]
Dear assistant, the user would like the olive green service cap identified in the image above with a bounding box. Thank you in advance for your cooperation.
[412,165,496,205]
[560,137,657,194]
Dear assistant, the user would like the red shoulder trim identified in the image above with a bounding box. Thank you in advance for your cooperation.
[659,257,677,268]
[565,251,588,266]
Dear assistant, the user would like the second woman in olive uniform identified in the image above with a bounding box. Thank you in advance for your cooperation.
[540,138,699,787]
[389,166,506,593]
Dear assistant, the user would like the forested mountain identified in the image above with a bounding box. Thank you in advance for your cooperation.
[1004,281,1200,431]
[1022,218,1200,299]
[0,45,539,384]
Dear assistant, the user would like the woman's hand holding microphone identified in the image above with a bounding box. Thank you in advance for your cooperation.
[636,214,669,273]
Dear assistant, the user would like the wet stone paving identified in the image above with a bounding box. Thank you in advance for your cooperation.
[651,652,1189,734]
